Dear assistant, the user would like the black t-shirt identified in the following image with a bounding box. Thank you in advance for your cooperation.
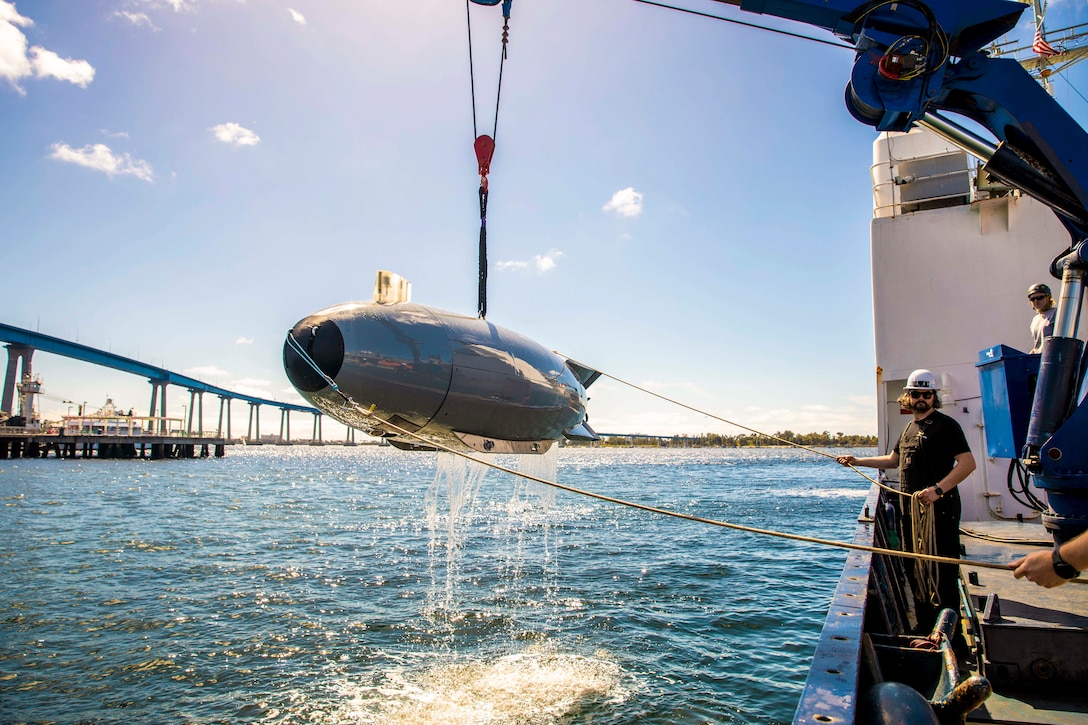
[893,410,971,493]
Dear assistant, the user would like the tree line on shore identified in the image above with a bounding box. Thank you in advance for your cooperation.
[567,430,877,448]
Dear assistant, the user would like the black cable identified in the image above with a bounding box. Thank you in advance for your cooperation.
[466,1,480,139]
[1005,459,1034,511]
[493,16,509,141]
[466,2,509,320]
[633,0,855,50]
[1006,458,1048,513]
[1058,71,1088,109]
[479,187,488,319]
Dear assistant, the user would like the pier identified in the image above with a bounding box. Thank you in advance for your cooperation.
[0,428,228,460]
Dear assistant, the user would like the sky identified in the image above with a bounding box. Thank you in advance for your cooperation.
[3,0,1088,440]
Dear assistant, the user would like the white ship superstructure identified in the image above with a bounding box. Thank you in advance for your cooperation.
[869,128,1085,523]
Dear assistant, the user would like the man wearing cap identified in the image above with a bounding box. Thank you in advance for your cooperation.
[835,370,976,640]
[1028,283,1056,354]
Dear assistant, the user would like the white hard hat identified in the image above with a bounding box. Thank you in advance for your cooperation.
[904,369,938,391]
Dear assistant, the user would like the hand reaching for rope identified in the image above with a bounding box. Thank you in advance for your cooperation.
[1011,549,1074,588]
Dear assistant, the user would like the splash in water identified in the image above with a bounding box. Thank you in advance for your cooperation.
[338,642,630,725]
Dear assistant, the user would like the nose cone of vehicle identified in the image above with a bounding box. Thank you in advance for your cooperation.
[283,317,345,393]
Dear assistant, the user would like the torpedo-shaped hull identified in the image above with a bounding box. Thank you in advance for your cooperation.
[283,301,596,453]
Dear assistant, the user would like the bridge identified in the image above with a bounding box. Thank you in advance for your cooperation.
[0,321,346,445]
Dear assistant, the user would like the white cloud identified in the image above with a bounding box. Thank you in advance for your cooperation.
[0,3,32,92]
[603,187,643,218]
[1,2,95,93]
[211,122,261,147]
[158,0,192,11]
[533,249,563,272]
[735,405,875,436]
[234,378,273,388]
[230,379,276,399]
[0,0,29,25]
[184,365,229,378]
[584,377,876,438]
[29,46,94,87]
[124,0,192,18]
[49,142,154,182]
[288,8,307,25]
[235,336,254,345]
[497,248,564,274]
[115,11,158,30]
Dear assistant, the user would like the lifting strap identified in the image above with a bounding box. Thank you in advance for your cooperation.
[475,136,494,319]
[466,0,511,319]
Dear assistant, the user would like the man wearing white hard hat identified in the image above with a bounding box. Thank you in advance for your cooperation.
[835,369,976,644]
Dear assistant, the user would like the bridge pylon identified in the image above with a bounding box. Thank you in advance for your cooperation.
[2,344,34,418]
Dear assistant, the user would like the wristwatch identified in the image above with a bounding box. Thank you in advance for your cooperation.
[933,485,944,497]
[1052,545,1079,580]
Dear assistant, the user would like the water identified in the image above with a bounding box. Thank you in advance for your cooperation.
[0,445,873,724]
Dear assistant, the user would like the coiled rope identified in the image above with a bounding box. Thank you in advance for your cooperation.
[910,492,940,604]
[286,334,1017,574]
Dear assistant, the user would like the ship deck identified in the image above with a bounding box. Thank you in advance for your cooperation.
[961,521,1088,725]
[793,490,1088,725]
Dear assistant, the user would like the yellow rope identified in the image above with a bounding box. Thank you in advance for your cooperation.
[910,492,940,605]
[287,337,1030,576]
[559,353,912,499]
[560,354,849,459]
[554,361,1085,585]
[341,401,1015,573]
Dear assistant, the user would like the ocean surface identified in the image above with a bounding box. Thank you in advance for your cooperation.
[0,445,874,725]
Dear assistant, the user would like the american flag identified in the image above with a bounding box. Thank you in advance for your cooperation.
[1033,27,1059,57]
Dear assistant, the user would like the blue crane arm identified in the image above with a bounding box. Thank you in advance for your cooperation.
[937,55,1088,231]
[712,0,1088,229]
[722,0,1024,53]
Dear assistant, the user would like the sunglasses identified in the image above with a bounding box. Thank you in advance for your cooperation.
[909,391,934,399]
[1029,294,1047,302]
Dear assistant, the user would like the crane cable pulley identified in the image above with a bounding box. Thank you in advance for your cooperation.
[467,0,512,319]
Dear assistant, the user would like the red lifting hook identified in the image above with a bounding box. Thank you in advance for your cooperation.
[474,134,495,191]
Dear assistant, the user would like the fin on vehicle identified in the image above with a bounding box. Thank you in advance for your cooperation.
[565,360,602,389]
[563,420,599,442]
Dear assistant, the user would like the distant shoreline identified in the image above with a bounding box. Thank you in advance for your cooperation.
[565,432,877,448]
